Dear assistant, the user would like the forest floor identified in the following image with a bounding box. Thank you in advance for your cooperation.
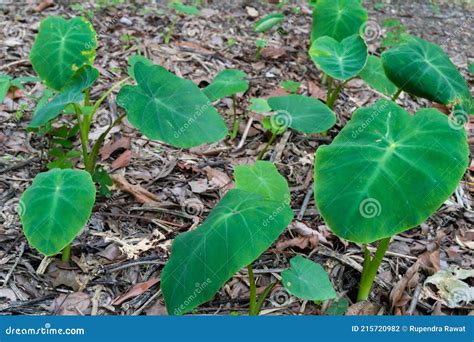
[0,0,473,316]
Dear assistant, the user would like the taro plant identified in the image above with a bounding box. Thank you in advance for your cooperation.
[254,95,336,159]
[203,69,250,139]
[165,1,200,44]
[314,99,469,301]
[161,161,294,315]
[19,16,228,261]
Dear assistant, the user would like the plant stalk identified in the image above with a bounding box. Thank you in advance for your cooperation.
[230,94,240,140]
[61,244,71,263]
[391,88,403,101]
[165,17,178,45]
[247,264,257,315]
[357,237,391,302]
[257,131,278,160]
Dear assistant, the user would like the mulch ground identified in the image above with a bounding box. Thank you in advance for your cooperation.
[0,0,472,316]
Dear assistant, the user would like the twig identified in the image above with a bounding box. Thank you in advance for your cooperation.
[0,59,29,71]
[2,242,25,287]
[0,157,38,174]
[236,117,255,150]
[297,182,314,220]
[106,260,166,273]
[407,283,422,315]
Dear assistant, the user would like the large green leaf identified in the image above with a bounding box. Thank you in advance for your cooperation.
[282,256,336,301]
[30,16,97,91]
[309,34,368,81]
[311,0,368,42]
[0,74,12,103]
[314,99,468,243]
[20,169,96,256]
[161,162,294,314]
[117,62,228,148]
[254,13,285,33]
[234,161,289,203]
[381,36,471,106]
[30,66,99,128]
[127,55,153,80]
[267,95,336,134]
[359,56,398,97]
[203,69,249,102]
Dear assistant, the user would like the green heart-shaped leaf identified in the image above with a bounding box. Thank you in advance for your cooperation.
[254,13,285,33]
[282,256,336,301]
[310,34,368,81]
[30,16,97,91]
[314,99,468,243]
[161,162,294,314]
[30,66,99,128]
[127,55,153,80]
[203,69,249,102]
[20,169,96,256]
[311,0,368,42]
[267,95,336,134]
[359,56,398,97]
[249,98,271,113]
[117,62,228,148]
[234,161,290,203]
[381,36,471,106]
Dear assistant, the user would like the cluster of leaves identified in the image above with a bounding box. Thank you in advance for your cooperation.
[14,0,473,316]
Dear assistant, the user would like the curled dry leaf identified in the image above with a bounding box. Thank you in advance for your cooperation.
[100,137,131,161]
[423,268,474,308]
[112,278,160,305]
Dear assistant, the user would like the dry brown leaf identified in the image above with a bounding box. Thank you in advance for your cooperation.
[33,0,54,12]
[100,137,131,161]
[52,292,91,315]
[112,278,160,305]
[112,150,132,170]
[145,300,168,315]
[346,301,381,315]
[261,47,286,59]
[203,166,232,191]
[276,236,318,251]
[111,174,159,204]
[308,81,327,101]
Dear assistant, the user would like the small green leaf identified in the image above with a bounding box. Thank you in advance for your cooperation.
[255,38,268,48]
[92,165,113,197]
[249,98,271,113]
[117,62,228,148]
[254,13,285,33]
[267,95,336,134]
[282,256,336,301]
[311,0,368,42]
[161,162,294,315]
[30,66,99,128]
[314,99,468,243]
[203,69,249,102]
[310,34,368,81]
[30,16,97,91]
[382,36,471,106]
[234,161,289,203]
[359,56,398,96]
[0,74,12,103]
[326,297,349,315]
[170,2,200,15]
[20,169,96,256]
[280,80,301,93]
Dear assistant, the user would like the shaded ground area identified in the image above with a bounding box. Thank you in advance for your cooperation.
[0,0,472,315]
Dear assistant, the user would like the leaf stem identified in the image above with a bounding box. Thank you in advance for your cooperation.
[357,237,391,302]
[230,94,239,140]
[247,264,257,315]
[391,88,403,102]
[257,131,278,160]
[74,104,89,167]
[165,17,178,45]
[90,77,130,119]
[61,244,71,263]
[327,76,333,103]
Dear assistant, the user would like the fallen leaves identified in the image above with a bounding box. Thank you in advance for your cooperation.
[423,268,474,308]
[111,174,159,204]
[112,278,160,305]
[52,292,91,315]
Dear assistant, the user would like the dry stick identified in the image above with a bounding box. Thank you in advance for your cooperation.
[0,59,29,71]
[407,283,423,315]
[2,242,25,287]
[236,117,255,150]
[297,183,314,220]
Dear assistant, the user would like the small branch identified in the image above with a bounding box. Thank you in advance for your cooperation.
[391,88,403,102]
